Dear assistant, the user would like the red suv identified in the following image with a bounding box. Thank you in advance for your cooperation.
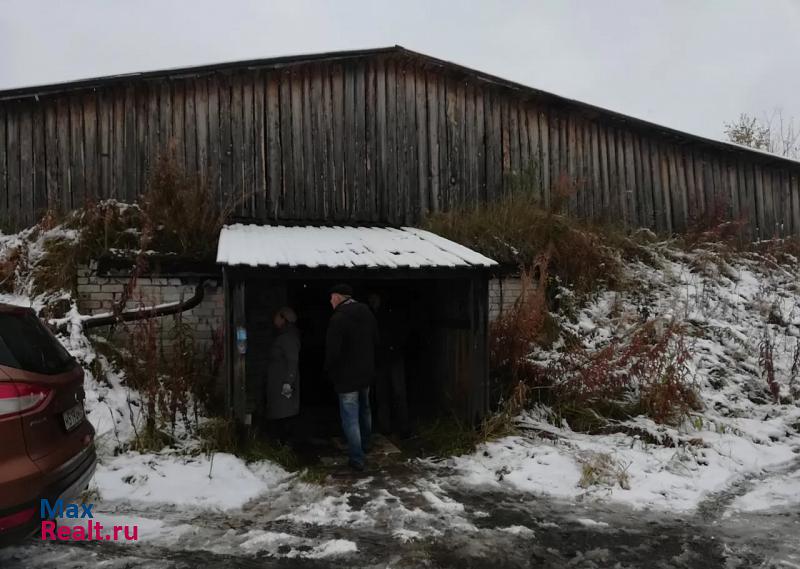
[0,305,96,543]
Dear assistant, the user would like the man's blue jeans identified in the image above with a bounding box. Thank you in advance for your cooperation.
[338,388,372,466]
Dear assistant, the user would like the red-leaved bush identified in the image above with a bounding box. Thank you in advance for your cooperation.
[551,320,700,427]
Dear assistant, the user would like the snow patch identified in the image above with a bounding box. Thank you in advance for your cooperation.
[731,470,800,512]
[93,452,288,510]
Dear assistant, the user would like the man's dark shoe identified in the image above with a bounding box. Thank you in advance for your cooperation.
[348,459,365,472]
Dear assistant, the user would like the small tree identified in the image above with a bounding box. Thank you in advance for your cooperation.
[724,110,800,160]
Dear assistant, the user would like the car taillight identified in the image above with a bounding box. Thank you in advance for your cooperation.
[0,507,35,532]
[0,383,52,419]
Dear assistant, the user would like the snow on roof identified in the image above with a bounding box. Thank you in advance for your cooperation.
[216,224,497,269]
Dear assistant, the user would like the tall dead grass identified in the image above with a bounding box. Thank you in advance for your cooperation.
[141,154,232,259]
[424,187,629,298]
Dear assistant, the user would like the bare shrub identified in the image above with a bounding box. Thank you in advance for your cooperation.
[120,317,162,447]
[484,253,698,433]
[548,320,700,429]
[32,238,81,295]
[681,206,800,260]
[158,315,193,433]
[490,265,550,385]
[750,236,800,267]
[682,196,749,249]
[194,327,226,417]
[636,332,698,424]
[759,329,780,403]
[484,250,558,439]
[790,339,800,400]
[110,308,220,451]
[141,154,232,259]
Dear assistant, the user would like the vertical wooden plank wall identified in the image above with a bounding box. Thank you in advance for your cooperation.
[0,53,799,237]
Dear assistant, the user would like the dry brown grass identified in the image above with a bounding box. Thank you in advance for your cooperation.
[141,154,232,259]
[682,196,750,249]
[578,451,631,490]
[66,201,143,254]
[678,197,800,269]
[29,151,232,298]
[424,188,631,298]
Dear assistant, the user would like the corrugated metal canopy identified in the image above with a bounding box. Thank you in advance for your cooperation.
[216,224,497,269]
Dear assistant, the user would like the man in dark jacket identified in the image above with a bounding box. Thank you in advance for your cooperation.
[325,284,379,471]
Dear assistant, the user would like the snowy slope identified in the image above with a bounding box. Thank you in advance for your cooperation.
[445,241,800,512]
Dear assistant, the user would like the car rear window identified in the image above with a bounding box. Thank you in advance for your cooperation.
[0,312,76,375]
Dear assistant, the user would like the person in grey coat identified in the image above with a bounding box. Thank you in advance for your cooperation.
[264,307,301,428]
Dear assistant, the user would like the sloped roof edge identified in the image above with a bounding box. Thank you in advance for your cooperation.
[1,45,797,169]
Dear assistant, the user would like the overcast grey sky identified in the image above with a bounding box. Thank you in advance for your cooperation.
[1,0,798,141]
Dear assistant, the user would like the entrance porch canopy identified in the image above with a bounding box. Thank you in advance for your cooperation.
[215,224,496,425]
[216,224,497,269]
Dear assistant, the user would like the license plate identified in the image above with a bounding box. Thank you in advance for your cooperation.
[62,403,85,431]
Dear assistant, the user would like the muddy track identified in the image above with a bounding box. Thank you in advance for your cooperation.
[3,458,800,568]
[695,455,800,522]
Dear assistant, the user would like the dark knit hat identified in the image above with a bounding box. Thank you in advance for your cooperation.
[329,283,354,297]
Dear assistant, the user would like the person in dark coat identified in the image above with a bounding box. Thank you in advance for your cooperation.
[264,307,301,439]
[368,292,411,437]
[325,284,379,471]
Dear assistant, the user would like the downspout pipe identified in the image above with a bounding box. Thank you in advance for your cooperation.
[83,280,206,329]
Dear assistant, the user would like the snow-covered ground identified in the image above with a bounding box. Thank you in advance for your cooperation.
[2,224,799,565]
[445,241,800,513]
[731,468,800,512]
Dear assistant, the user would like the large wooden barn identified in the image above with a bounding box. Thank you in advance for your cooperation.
[1,46,799,427]
[1,45,799,235]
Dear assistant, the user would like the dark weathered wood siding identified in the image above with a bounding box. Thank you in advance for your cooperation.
[1,48,799,236]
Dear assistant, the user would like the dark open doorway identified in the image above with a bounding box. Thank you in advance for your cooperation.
[245,277,440,446]
[226,268,489,469]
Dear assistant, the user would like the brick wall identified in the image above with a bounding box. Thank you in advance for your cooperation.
[489,276,523,321]
[77,267,517,339]
[76,263,224,350]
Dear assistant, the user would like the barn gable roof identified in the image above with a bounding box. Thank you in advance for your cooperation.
[0,45,797,169]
